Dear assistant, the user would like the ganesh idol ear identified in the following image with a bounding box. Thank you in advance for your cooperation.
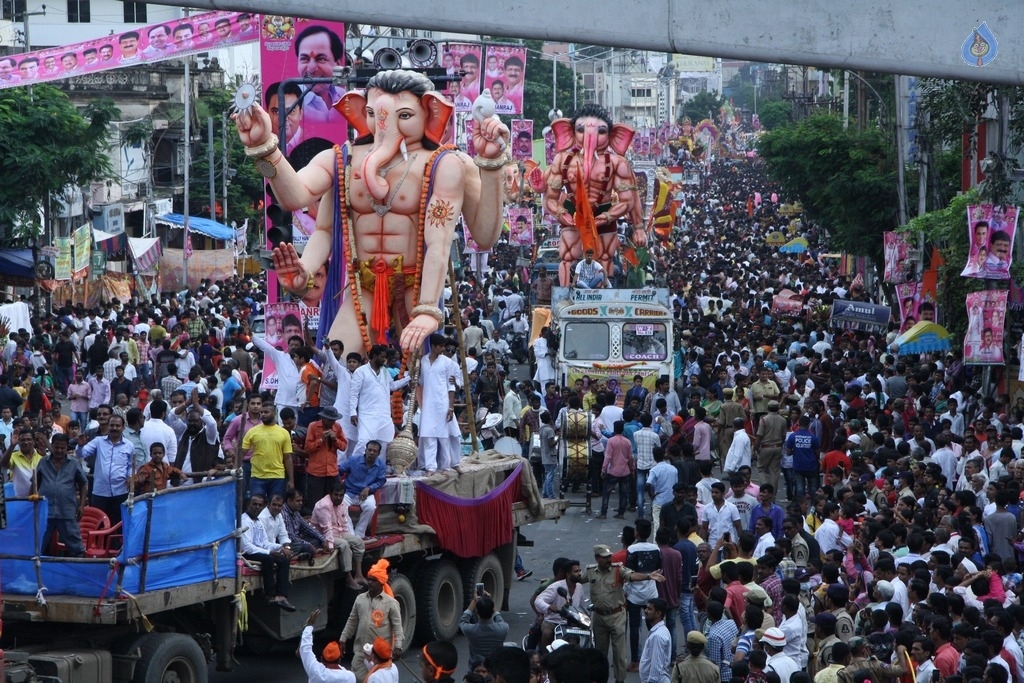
[609,123,635,155]
[550,119,575,151]
[422,92,454,146]
[335,90,370,138]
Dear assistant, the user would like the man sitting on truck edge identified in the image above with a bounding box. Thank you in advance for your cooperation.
[311,482,367,590]
[239,493,297,612]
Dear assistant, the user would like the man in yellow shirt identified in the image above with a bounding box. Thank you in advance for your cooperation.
[3,429,43,496]
[241,404,294,501]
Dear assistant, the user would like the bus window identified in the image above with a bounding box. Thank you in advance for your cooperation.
[622,323,668,360]
[562,322,609,361]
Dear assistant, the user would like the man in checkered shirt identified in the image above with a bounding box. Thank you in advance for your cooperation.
[633,413,661,520]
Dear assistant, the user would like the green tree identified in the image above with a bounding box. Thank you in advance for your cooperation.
[757,100,793,131]
[0,85,118,245]
[758,113,898,266]
[520,39,576,136]
[680,91,724,124]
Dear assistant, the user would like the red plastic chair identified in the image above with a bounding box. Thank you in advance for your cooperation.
[52,506,123,558]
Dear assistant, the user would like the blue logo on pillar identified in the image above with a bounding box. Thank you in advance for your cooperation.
[961,22,998,67]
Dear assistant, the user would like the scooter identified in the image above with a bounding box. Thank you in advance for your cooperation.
[553,586,593,648]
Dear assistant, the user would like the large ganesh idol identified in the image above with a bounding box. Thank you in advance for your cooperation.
[233,70,509,354]
[544,104,645,286]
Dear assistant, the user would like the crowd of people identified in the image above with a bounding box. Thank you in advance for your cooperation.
[3,155,1023,683]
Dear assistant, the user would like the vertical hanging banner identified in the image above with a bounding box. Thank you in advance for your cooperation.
[54,238,72,281]
[506,207,534,247]
[511,119,534,161]
[964,290,1007,365]
[544,128,556,165]
[260,17,346,335]
[260,301,303,389]
[465,119,477,157]
[883,231,911,283]
[442,43,482,113]
[962,204,1018,279]
[72,225,91,275]
[895,282,921,331]
[483,44,527,115]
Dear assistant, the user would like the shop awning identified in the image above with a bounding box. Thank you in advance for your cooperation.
[0,249,35,286]
[893,321,952,355]
[155,213,234,241]
[829,300,892,334]
[93,228,126,256]
[128,237,162,273]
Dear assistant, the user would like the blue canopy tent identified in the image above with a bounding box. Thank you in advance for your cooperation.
[154,214,234,240]
[0,249,36,286]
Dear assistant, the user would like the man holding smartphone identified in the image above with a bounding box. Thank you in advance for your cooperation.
[459,587,509,659]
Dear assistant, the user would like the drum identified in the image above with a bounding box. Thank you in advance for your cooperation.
[494,436,520,456]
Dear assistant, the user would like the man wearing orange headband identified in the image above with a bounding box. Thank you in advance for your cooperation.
[339,558,404,683]
[300,608,356,682]
[420,641,458,683]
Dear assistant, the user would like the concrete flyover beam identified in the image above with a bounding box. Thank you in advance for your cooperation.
[158,0,1024,85]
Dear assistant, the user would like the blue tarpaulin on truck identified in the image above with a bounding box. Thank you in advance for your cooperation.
[0,477,237,597]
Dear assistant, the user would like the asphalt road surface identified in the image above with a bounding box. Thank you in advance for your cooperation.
[211,491,644,683]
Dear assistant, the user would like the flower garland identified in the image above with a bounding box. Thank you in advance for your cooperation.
[336,143,457,359]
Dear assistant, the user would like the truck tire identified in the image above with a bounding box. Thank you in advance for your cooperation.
[133,632,207,683]
[390,572,417,645]
[461,553,506,609]
[414,558,463,642]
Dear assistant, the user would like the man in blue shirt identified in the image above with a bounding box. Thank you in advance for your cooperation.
[784,415,821,498]
[338,440,387,538]
[76,413,135,524]
[218,365,243,416]
[748,484,786,540]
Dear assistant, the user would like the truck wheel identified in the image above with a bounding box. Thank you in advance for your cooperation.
[390,572,417,645]
[414,558,463,642]
[461,553,506,609]
[133,632,207,683]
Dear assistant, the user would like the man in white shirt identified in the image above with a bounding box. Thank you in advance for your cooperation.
[760,627,800,683]
[239,494,296,611]
[700,482,742,547]
[814,502,852,554]
[258,493,292,550]
[139,399,178,465]
[573,249,607,289]
[938,398,965,437]
[349,344,410,458]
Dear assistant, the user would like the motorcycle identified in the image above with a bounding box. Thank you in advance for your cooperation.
[553,586,593,649]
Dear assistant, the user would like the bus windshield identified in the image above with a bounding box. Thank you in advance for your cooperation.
[622,323,668,360]
[562,322,610,361]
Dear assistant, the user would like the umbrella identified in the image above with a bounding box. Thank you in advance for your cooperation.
[779,237,809,254]
[893,321,952,355]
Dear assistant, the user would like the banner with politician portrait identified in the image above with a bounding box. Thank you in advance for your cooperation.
[442,43,482,113]
[260,301,303,390]
[511,119,534,161]
[964,290,1007,365]
[883,231,911,283]
[0,10,257,91]
[962,204,1018,280]
[483,45,526,115]
[506,207,534,247]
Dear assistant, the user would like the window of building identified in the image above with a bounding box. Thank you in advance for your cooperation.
[123,1,146,23]
[67,0,90,22]
[2,0,27,21]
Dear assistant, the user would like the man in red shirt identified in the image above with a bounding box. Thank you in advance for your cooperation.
[600,420,636,520]
[821,435,852,476]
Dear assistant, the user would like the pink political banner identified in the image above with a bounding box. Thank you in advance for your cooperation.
[483,44,526,115]
[964,289,1007,365]
[442,43,482,113]
[883,231,911,283]
[0,11,258,91]
[511,119,534,161]
[507,207,534,247]
[465,119,477,157]
[260,301,304,389]
[544,128,556,165]
[895,282,920,331]
[962,204,1018,280]
[260,17,346,315]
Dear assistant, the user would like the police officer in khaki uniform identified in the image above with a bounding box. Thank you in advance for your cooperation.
[670,631,721,683]
[753,400,787,493]
[581,544,664,683]
[825,584,855,642]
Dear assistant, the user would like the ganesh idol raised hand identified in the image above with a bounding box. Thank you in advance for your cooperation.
[233,69,509,355]
[543,104,645,287]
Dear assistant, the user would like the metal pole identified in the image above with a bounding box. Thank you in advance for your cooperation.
[221,112,229,223]
[208,117,216,219]
[843,71,850,129]
[572,58,577,110]
[552,54,557,112]
[183,45,191,289]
